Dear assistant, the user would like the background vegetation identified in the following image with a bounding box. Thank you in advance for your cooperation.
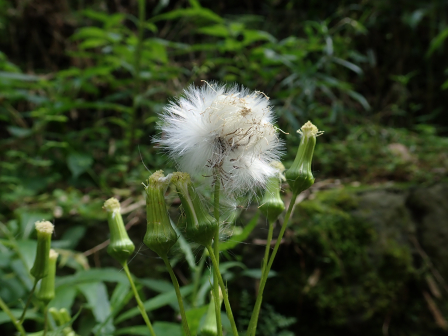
[1,0,448,335]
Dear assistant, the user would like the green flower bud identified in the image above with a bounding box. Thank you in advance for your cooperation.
[30,221,54,280]
[259,162,286,222]
[285,121,323,194]
[143,171,178,257]
[104,197,135,264]
[200,289,224,336]
[36,249,58,305]
[172,172,218,246]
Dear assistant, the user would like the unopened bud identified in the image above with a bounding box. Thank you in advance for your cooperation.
[36,249,58,305]
[200,289,224,336]
[143,171,178,257]
[104,198,135,264]
[285,121,322,194]
[259,162,286,222]
[30,221,54,280]
[172,172,218,246]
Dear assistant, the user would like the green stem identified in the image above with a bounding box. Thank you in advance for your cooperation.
[0,295,26,336]
[191,250,207,307]
[247,219,274,334]
[162,257,191,336]
[43,305,49,336]
[206,245,239,336]
[122,263,157,336]
[213,170,223,336]
[129,0,145,155]
[246,192,298,336]
[19,278,38,324]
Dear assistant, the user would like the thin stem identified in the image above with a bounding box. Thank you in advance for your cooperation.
[206,245,239,336]
[19,278,38,324]
[0,295,26,336]
[122,263,157,336]
[162,257,191,336]
[191,250,207,307]
[43,305,49,336]
[213,169,223,336]
[246,192,298,336]
[246,220,274,334]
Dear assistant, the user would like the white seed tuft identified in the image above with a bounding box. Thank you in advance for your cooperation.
[155,82,283,195]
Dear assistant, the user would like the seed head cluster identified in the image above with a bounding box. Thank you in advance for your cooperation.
[156,82,283,195]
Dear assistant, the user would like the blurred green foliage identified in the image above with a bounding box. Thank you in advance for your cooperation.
[1,0,448,335]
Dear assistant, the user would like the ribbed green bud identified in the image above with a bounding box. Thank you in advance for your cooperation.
[172,172,218,246]
[36,249,58,305]
[285,121,323,194]
[143,171,178,257]
[259,162,286,222]
[50,308,76,336]
[30,221,54,280]
[104,197,135,264]
[200,289,224,336]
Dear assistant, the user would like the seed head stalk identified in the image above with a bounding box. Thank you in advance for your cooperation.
[212,168,223,336]
[246,191,298,336]
[122,263,157,336]
[0,295,26,336]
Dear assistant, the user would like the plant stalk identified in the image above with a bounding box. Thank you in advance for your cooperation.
[19,278,38,324]
[162,257,191,336]
[0,295,26,336]
[212,169,223,336]
[246,192,298,336]
[206,245,239,336]
[122,263,157,336]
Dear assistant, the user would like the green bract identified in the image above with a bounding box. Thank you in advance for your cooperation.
[104,197,135,264]
[285,121,322,195]
[143,170,178,257]
[259,162,286,223]
[36,249,58,305]
[172,172,218,246]
[30,221,54,280]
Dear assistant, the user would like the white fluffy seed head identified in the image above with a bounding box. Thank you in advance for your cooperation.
[156,82,283,196]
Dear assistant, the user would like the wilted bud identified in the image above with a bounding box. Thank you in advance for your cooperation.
[103,197,135,264]
[200,289,224,336]
[36,249,58,305]
[30,221,54,280]
[143,171,178,257]
[259,162,286,222]
[285,121,323,194]
[172,172,218,246]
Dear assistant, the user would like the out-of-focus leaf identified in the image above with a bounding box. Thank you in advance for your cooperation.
[50,285,77,310]
[173,223,196,270]
[56,268,128,287]
[115,284,194,323]
[242,268,278,279]
[186,305,208,335]
[67,152,93,178]
[347,90,371,111]
[0,309,41,324]
[219,213,259,251]
[78,282,114,334]
[139,278,173,293]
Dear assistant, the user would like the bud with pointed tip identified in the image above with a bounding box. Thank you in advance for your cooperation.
[200,289,224,336]
[143,171,178,257]
[285,121,323,194]
[172,172,218,246]
[259,162,286,222]
[103,197,135,264]
[30,221,54,280]
[36,249,58,305]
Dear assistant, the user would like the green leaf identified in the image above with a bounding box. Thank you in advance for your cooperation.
[115,284,194,323]
[78,282,115,334]
[50,285,77,310]
[67,152,93,178]
[186,305,208,335]
[0,309,41,324]
[56,268,128,287]
[427,27,448,56]
[242,268,278,279]
[219,214,259,251]
[115,322,182,336]
[173,223,196,270]
[347,90,371,111]
[6,126,33,138]
[139,278,174,293]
